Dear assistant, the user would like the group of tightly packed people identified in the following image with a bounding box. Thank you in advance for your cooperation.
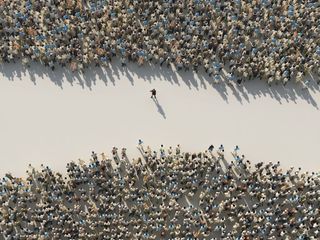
[0,0,319,86]
[1,144,319,239]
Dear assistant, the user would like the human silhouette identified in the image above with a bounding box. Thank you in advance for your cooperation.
[150,89,157,99]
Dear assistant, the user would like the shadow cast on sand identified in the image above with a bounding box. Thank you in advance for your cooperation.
[152,97,166,119]
[0,59,319,110]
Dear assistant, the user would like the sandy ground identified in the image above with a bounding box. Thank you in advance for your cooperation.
[0,60,320,177]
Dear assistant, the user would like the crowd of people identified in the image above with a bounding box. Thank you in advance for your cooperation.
[0,0,319,86]
[1,144,319,239]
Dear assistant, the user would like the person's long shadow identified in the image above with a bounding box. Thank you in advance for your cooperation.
[152,97,166,119]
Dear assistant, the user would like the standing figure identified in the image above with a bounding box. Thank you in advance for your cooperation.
[150,89,157,99]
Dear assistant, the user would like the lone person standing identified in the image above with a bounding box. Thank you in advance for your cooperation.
[150,89,157,99]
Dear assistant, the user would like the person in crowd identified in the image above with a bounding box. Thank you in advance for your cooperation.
[208,145,214,152]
